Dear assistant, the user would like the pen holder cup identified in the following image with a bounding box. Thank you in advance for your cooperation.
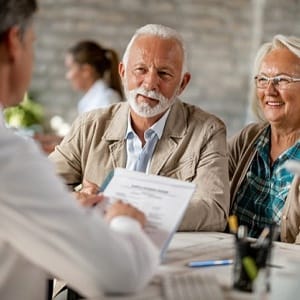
[233,238,272,292]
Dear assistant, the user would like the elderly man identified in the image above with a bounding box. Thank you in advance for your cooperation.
[0,1,159,299]
[50,24,230,231]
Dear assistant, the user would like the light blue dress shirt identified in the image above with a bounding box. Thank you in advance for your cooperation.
[125,109,170,173]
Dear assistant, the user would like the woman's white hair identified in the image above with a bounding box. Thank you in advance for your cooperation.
[122,24,188,77]
[250,34,300,121]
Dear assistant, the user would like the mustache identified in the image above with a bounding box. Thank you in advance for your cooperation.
[133,87,168,103]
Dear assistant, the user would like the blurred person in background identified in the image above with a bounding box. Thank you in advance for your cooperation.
[35,40,125,153]
[65,40,124,115]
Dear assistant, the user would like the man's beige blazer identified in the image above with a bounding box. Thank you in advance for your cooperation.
[49,100,230,231]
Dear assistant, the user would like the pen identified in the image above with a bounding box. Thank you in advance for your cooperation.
[187,259,233,268]
[98,170,114,193]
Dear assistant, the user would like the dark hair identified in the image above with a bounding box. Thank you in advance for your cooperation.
[68,40,124,99]
[0,0,38,40]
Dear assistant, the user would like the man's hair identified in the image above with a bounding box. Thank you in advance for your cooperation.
[249,34,300,121]
[0,0,38,40]
[122,24,188,76]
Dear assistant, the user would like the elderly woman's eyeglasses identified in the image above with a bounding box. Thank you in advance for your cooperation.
[254,75,300,89]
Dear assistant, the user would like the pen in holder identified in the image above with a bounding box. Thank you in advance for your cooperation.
[233,226,273,293]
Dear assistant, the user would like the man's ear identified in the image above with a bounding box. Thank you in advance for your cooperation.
[119,62,125,80]
[177,72,191,96]
[4,26,22,62]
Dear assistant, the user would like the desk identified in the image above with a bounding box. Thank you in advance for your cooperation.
[102,232,300,300]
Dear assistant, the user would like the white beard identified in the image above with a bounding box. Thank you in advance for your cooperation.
[124,86,178,118]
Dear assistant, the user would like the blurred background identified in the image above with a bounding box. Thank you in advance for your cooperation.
[23,0,300,138]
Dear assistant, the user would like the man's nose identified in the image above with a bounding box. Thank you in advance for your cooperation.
[143,70,159,91]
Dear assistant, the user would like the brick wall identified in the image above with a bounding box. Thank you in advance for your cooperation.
[32,0,300,136]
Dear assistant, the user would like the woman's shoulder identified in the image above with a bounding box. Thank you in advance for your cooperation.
[232,122,268,141]
[228,122,269,154]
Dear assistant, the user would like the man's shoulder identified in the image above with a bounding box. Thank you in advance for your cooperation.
[177,101,226,129]
[0,127,42,163]
[0,127,31,147]
[74,102,129,129]
[83,102,128,121]
[165,101,226,140]
[66,102,129,141]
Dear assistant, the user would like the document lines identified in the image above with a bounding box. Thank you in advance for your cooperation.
[101,168,195,260]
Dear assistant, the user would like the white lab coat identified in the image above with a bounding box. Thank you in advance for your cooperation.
[0,110,158,300]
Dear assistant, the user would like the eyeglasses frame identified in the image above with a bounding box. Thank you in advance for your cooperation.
[254,74,300,89]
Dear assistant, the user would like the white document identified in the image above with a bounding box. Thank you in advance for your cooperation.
[102,168,195,260]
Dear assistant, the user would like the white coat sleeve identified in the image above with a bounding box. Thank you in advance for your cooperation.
[0,132,159,298]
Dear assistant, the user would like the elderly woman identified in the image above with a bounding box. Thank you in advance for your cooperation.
[229,35,300,243]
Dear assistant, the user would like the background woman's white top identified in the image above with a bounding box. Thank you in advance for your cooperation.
[78,79,122,114]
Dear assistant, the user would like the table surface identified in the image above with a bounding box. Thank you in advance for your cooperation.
[100,232,300,300]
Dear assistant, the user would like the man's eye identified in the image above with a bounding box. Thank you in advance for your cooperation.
[158,71,171,78]
[134,68,146,74]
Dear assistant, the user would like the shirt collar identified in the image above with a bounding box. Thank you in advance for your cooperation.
[125,109,171,140]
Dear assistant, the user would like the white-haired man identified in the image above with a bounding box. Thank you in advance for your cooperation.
[50,24,230,231]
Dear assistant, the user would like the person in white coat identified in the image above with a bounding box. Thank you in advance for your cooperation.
[65,40,124,115]
[0,1,159,300]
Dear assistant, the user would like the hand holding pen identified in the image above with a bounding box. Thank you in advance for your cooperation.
[74,179,103,206]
